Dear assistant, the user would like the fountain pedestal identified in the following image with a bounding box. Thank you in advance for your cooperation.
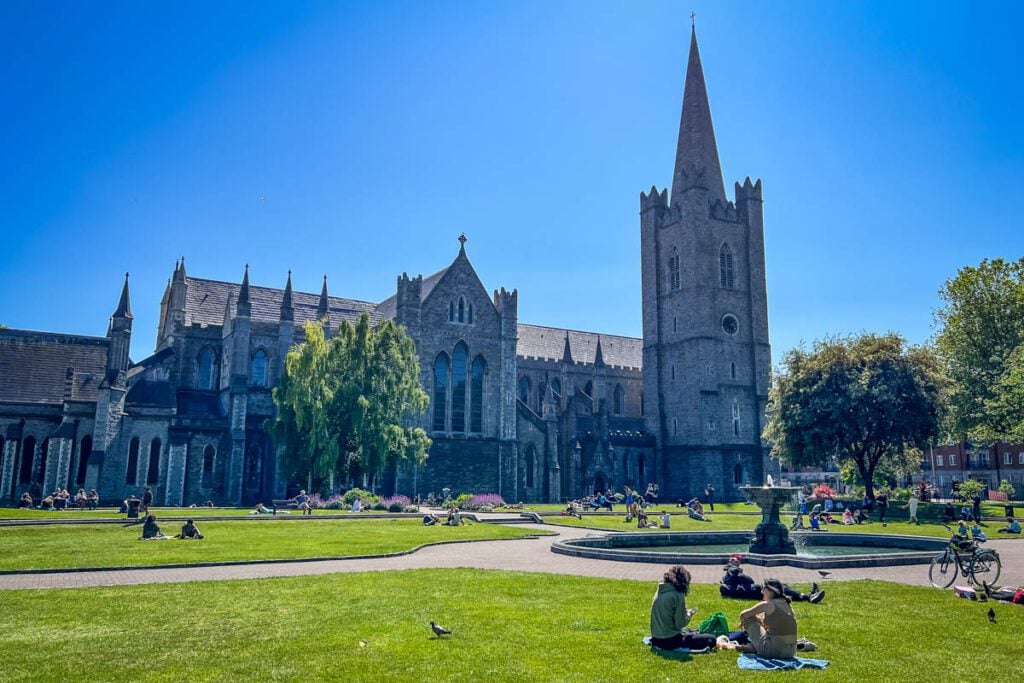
[740,486,798,555]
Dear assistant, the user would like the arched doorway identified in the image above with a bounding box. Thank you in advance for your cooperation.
[593,471,607,495]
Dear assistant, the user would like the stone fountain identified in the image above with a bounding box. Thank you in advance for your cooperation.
[740,485,799,555]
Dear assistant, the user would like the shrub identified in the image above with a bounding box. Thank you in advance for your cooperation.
[370,500,387,511]
[381,496,411,513]
[453,493,475,509]
[958,479,986,501]
[999,479,1016,500]
[343,488,375,506]
[461,494,505,510]
[307,493,326,509]
[403,505,420,514]
[324,494,346,510]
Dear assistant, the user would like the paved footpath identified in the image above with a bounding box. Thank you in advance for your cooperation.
[1,523,1021,591]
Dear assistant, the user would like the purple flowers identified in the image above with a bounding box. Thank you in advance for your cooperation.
[462,494,505,510]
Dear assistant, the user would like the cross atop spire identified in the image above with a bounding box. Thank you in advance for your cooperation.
[671,25,726,205]
[458,232,467,254]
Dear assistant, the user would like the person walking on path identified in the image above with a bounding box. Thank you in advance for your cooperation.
[141,486,153,514]
[705,484,715,512]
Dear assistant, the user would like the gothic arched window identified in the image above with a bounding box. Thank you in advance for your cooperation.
[525,445,535,488]
[76,435,92,486]
[734,462,744,485]
[197,347,216,389]
[19,436,35,484]
[247,444,262,486]
[584,381,593,397]
[457,297,465,323]
[448,301,455,322]
[613,384,624,415]
[668,247,680,291]
[551,378,561,404]
[250,349,267,386]
[731,362,737,380]
[719,243,735,289]
[518,376,530,404]
[126,437,139,485]
[202,445,216,488]
[147,438,161,485]
[537,381,546,413]
[470,355,486,433]
[451,342,468,433]
[468,302,474,325]
[433,353,449,433]
[638,452,646,482]
[732,399,741,436]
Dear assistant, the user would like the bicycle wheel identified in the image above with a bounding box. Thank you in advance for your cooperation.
[970,550,1001,586]
[929,550,958,588]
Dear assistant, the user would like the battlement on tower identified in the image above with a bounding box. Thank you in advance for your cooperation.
[734,177,763,203]
[673,162,710,195]
[640,185,668,212]
[709,198,739,222]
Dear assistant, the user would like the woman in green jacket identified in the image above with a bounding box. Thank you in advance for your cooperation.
[649,565,697,649]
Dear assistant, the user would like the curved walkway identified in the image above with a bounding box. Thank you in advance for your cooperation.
[1,522,1022,591]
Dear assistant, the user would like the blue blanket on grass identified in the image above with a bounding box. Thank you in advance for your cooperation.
[642,637,710,654]
[737,654,829,670]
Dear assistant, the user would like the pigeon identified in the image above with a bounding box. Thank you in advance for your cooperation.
[358,641,367,648]
[431,621,452,637]
[817,570,832,578]
[987,608,996,624]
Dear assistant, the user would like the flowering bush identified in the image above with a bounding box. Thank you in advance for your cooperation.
[323,494,346,510]
[306,493,326,509]
[380,495,412,513]
[813,484,836,499]
[343,488,376,506]
[461,494,506,510]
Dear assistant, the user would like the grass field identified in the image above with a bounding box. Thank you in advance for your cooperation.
[0,570,1018,682]
[543,510,1024,539]
[0,506,367,519]
[0,519,545,571]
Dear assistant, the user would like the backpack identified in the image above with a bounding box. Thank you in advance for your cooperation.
[698,611,730,637]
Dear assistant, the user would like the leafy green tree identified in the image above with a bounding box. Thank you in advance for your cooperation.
[934,257,1024,442]
[269,313,430,492]
[957,479,985,502]
[998,478,1016,501]
[764,333,946,500]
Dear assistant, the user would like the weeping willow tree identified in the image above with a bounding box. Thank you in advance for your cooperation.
[268,313,430,492]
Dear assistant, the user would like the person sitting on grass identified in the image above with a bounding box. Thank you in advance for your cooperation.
[637,508,650,529]
[854,508,869,524]
[686,498,710,522]
[809,512,826,531]
[447,507,464,526]
[75,489,88,509]
[660,511,671,529]
[724,578,799,658]
[971,523,988,542]
[176,519,204,540]
[351,497,363,513]
[564,500,583,519]
[140,514,169,540]
[720,554,825,603]
[40,494,55,510]
[18,492,33,508]
[790,513,806,530]
[87,489,99,510]
[997,517,1022,534]
[649,565,698,650]
[941,502,956,523]
[842,508,853,525]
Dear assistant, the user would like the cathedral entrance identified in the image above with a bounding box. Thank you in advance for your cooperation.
[593,472,607,495]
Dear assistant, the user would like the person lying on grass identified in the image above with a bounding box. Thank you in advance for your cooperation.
[250,503,274,515]
[720,554,824,603]
[175,519,204,540]
[422,513,442,526]
[140,514,169,540]
[722,578,799,658]
[649,565,698,650]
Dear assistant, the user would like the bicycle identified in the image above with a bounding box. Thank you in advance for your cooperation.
[928,526,1001,588]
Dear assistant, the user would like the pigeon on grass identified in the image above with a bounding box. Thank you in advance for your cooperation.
[987,608,997,624]
[431,621,452,637]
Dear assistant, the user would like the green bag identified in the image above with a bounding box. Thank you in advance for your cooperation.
[698,611,730,637]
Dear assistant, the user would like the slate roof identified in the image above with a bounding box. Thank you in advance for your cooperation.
[184,277,379,328]
[516,324,642,370]
[0,329,109,405]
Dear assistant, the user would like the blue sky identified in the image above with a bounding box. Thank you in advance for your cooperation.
[1,1,1021,364]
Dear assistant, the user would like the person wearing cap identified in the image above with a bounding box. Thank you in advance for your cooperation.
[735,578,799,659]
[649,565,698,650]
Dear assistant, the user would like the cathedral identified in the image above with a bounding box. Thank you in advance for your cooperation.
[0,28,771,506]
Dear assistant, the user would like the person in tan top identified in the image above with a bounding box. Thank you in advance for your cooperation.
[736,578,798,658]
[649,565,697,650]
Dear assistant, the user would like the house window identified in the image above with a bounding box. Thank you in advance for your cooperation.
[126,437,140,485]
[518,376,530,404]
[1006,452,1012,465]
[936,454,943,467]
[949,454,957,466]
[250,349,267,386]
[668,248,680,291]
[433,353,449,432]
[719,243,735,289]
[470,356,486,433]
[451,343,467,433]
[197,348,216,389]
[1019,453,1024,465]
[147,438,161,485]
[76,435,93,486]
[613,384,624,415]
[202,445,216,488]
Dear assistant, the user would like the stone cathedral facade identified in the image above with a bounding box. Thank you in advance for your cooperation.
[0,29,770,506]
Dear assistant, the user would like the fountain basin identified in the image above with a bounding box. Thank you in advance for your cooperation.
[551,531,947,569]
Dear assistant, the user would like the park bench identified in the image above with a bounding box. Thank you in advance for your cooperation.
[271,499,299,514]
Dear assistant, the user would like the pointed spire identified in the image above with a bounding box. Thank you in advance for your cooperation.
[176,256,187,281]
[562,333,573,364]
[238,264,250,304]
[317,275,329,320]
[280,270,294,322]
[594,336,605,368]
[671,26,726,205]
[113,272,133,319]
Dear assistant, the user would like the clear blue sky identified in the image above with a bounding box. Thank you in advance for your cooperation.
[1,1,1022,364]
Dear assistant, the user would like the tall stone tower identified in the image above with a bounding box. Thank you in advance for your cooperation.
[640,27,771,501]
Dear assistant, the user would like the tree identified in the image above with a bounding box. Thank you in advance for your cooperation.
[998,479,1016,501]
[268,313,430,492]
[934,257,1024,442]
[958,479,985,502]
[764,333,946,500]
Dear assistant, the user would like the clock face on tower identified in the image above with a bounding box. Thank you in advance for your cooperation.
[722,314,739,336]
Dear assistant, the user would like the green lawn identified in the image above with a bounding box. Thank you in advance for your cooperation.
[0,570,1018,682]
[0,506,366,519]
[0,519,544,571]
[543,510,1024,539]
